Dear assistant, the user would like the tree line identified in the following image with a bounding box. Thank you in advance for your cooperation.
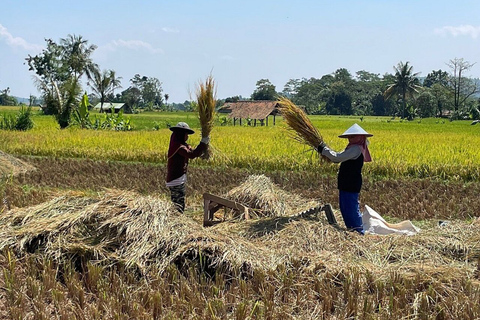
[238,59,479,120]
[3,33,477,130]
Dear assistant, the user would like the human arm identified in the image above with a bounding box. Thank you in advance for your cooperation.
[321,145,362,163]
[175,142,208,159]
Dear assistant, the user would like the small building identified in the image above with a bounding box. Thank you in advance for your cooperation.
[93,102,131,114]
[217,100,280,126]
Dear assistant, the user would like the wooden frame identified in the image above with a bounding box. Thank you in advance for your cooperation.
[203,193,249,227]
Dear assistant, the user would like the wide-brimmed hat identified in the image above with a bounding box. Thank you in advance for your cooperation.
[169,122,195,134]
[338,123,373,138]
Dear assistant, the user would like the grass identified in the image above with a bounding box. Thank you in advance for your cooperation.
[0,112,479,180]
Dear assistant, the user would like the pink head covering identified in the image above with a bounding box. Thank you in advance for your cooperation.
[346,136,372,162]
[340,124,373,162]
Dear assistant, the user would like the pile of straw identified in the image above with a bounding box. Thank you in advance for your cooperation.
[0,150,36,178]
[0,189,279,275]
[196,75,216,159]
[0,188,479,280]
[225,174,317,217]
[277,97,324,151]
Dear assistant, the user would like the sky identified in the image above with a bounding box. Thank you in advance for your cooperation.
[1,0,480,103]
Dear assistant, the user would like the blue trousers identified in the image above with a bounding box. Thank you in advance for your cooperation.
[339,190,364,235]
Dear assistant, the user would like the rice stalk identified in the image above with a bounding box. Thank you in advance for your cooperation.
[196,75,217,159]
[277,97,323,151]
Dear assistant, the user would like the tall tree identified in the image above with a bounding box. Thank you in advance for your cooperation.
[26,35,97,128]
[384,61,421,119]
[60,34,98,81]
[88,68,122,112]
[130,74,164,108]
[291,76,333,114]
[423,69,449,88]
[251,79,277,100]
[446,58,478,113]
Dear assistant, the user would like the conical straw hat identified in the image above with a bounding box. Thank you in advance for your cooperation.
[169,122,195,134]
[338,123,373,138]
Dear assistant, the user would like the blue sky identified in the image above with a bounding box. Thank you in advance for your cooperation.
[1,0,480,103]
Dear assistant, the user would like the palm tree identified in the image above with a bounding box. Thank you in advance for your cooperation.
[88,68,122,112]
[60,34,98,81]
[384,61,421,119]
[164,93,169,110]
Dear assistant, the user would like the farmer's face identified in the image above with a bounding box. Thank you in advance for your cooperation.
[184,133,189,141]
[348,135,365,144]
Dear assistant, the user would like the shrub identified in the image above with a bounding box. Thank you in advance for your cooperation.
[0,106,34,131]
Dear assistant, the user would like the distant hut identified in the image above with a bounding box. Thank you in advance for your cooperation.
[218,100,280,126]
[93,102,131,114]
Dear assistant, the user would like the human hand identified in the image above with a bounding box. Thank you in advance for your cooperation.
[317,142,327,153]
[201,136,210,144]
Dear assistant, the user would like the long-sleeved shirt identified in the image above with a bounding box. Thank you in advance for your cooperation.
[321,145,364,193]
[166,142,207,183]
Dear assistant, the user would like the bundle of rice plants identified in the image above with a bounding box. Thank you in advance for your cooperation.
[196,75,217,159]
[225,174,316,217]
[277,97,324,151]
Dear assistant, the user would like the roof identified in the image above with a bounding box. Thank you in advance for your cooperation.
[93,102,125,110]
[218,101,280,119]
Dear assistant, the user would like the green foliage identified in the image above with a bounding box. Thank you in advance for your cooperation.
[0,88,18,106]
[92,108,132,131]
[384,61,422,120]
[26,34,96,128]
[0,106,34,131]
[72,95,132,131]
[72,92,91,128]
[251,79,277,100]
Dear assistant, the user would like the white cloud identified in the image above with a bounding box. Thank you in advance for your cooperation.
[103,39,164,54]
[0,23,42,51]
[162,27,180,33]
[435,25,480,39]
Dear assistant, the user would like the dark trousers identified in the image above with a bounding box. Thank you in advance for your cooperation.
[169,183,186,213]
[339,190,364,235]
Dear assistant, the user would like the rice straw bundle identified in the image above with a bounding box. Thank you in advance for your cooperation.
[196,75,217,159]
[277,97,324,151]
[225,174,315,217]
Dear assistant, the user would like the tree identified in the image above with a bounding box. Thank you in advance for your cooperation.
[429,83,451,117]
[384,61,421,119]
[130,74,164,108]
[352,71,383,116]
[0,87,17,106]
[60,34,98,81]
[446,58,478,114]
[26,35,97,128]
[88,68,122,112]
[225,96,241,103]
[251,79,277,100]
[423,69,449,88]
[414,90,436,118]
[120,87,142,110]
[282,79,302,98]
[325,82,352,115]
[291,76,333,114]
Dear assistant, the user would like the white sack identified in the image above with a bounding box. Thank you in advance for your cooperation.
[362,205,420,236]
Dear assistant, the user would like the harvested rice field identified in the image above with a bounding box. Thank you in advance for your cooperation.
[0,112,479,319]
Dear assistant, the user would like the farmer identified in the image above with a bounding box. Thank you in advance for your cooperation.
[166,122,209,213]
[317,123,373,235]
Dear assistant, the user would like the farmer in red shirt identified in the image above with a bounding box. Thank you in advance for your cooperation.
[166,122,209,213]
